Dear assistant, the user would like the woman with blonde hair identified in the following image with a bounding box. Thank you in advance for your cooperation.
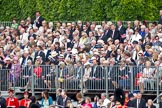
[132,45,143,62]
[82,62,92,92]
[81,97,92,108]
[138,61,154,93]
[79,32,88,45]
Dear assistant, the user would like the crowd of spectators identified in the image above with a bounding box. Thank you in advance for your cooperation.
[0,10,162,93]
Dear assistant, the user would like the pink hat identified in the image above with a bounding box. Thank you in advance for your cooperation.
[13,56,18,61]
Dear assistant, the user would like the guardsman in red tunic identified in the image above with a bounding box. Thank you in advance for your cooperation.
[124,91,129,106]
[6,89,19,108]
[19,91,31,108]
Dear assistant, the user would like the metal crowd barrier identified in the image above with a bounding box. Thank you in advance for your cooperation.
[0,65,161,101]
[0,21,158,28]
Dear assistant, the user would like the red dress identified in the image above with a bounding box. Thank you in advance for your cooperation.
[117,106,127,108]
[19,99,31,108]
[34,66,42,78]
[6,97,19,108]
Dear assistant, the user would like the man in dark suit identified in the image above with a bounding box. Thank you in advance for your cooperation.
[33,11,44,28]
[131,92,146,108]
[61,91,71,107]
[21,59,33,88]
[46,44,55,62]
[159,95,162,108]
[117,21,126,43]
[110,24,120,42]
[34,46,45,63]
[146,99,156,108]
[21,50,33,66]
[56,88,63,108]
[101,24,112,43]
[88,57,102,89]
[158,10,162,24]
[0,91,6,108]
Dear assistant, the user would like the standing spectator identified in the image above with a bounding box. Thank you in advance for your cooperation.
[146,99,156,108]
[11,18,18,29]
[139,25,146,40]
[117,21,126,43]
[102,24,112,43]
[131,92,146,108]
[6,89,19,108]
[22,59,32,88]
[82,62,92,91]
[8,56,21,87]
[33,11,44,28]
[0,91,6,108]
[138,61,154,93]
[101,93,110,107]
[158,10,162,24]
[110,24,120,41]
[126,21,133,35]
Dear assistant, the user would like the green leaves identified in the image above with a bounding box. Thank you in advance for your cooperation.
[0,0,160,21]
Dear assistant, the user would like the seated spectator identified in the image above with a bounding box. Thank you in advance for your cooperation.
[76,92,85,107]
[29,96,40,108]
[107,95,115,108]
[81,97,92,108]
[93,96,99,108]
[146,99,156,108]
[41,91,53,107]
[66,100,74,108]
[61,91,71,108]
[101,93,110,107]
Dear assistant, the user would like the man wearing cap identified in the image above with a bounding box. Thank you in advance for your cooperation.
[6,89,19,108]
[19,91,31,108]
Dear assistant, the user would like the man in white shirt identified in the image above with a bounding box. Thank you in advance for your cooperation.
[101,93,110,107]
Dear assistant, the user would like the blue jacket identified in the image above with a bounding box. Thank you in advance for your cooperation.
[41,96,53,107]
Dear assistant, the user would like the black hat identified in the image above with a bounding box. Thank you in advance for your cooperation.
[132,40,138,44]
[114,88,125,105]
[95,44,103,48]
[128,93,134,99]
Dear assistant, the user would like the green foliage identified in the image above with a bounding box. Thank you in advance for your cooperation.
[0,0,161,21]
